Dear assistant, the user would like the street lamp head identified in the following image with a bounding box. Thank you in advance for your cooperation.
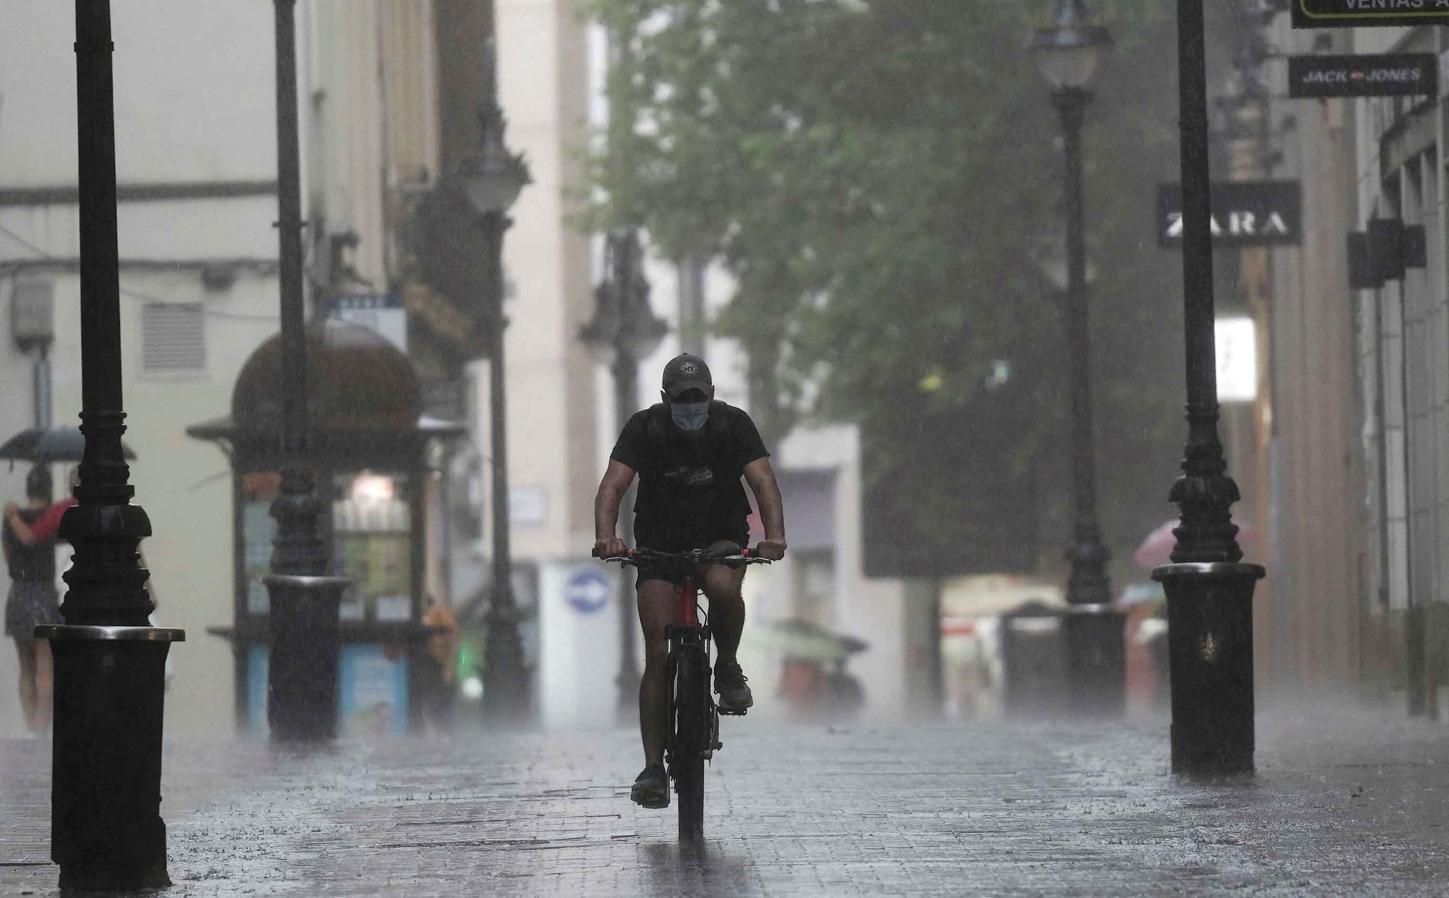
[1030,0,1113,92]
[459,102,531,216]
[581,230,668,364]
[580,281,622,365]
[621,306,668,361]
[608,231,667,360]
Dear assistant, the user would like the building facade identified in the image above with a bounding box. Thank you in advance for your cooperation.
[1340,23,1449,716]
[1256,12,1366,693]
[0,0,601,735]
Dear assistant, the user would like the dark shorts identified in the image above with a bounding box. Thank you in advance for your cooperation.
[634,536,748,587]
[5,580,62,642]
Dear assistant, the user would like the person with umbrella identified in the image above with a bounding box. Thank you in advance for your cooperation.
[0,426,132,548]
[3,465,63,735]
[3,469,75,547]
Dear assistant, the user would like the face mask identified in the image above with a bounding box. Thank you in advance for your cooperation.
[671,400,710,432]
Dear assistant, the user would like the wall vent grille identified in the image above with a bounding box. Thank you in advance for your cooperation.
[141,302,206,373]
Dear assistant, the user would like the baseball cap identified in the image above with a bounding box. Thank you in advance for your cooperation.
[662,353,713,400]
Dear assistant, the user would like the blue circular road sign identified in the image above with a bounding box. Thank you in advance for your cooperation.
[564,567,612,614]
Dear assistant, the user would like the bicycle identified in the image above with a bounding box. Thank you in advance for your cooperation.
[601,544,771,841]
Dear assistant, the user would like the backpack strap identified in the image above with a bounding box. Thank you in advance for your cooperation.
[643,407,669,473]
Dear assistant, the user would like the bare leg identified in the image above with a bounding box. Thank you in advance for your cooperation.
[702,554,747,666]
[15,640,38,734]
[33,640,53,733]
[637,580,681,767]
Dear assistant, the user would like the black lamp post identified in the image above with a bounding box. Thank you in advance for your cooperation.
[580,230,668,713]
[263,0,350,743]
[1152,0,1265,777]
[36,2,185,889]
[1030,0,1124,715]
[457,58,532,720]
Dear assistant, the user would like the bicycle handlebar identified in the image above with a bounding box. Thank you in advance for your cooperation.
[593,545,773,566]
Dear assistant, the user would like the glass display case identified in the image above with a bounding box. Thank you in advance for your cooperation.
[332,472,413,624]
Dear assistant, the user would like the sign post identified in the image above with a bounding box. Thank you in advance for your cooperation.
[1292,1,1449,29]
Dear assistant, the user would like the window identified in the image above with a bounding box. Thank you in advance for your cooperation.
[141,303,205,374]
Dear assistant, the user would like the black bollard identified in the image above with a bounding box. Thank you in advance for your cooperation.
[1000,603,1067,715]
[40,627,182,890]
[265,575,347,740]
[1062,606,1127,717]
[1153,564,1262,773]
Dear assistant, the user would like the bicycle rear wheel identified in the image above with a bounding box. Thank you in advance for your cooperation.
[672,646,709,842]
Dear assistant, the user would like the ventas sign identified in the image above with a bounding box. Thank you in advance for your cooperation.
[1293,0,1449,28]
[1156,182,1302,249]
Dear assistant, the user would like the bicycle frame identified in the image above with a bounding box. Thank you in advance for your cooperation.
[663,567,715,761]
[679,571,701,628]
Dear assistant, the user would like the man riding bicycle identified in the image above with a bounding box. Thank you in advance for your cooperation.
[594,353,787,808]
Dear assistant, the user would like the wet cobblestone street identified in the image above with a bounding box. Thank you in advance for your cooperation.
[3,707,1448,896]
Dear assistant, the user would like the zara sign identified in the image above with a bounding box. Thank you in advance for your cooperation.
[1156,181,1303,249]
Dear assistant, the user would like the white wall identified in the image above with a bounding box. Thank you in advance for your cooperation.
[488,0,598,564]
[0,3,278,185]
[0,1,280,738]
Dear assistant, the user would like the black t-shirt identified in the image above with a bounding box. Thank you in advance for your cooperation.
[3,507,54,583]
[610,401,770,551]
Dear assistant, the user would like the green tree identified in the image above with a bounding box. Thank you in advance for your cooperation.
[590,0,1194,576]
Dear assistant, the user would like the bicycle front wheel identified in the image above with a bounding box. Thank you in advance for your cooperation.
[672,647,709,842]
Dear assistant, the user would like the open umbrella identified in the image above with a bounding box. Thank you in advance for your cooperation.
[0,426,136,465]
[751,618,868,663]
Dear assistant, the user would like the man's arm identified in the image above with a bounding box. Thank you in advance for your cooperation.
[743,457,787,560]
[4,503,39,546]
[593,459,637,558]
[30,498,75,543]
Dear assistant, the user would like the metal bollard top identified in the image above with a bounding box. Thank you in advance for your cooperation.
[35,624,187,642]
[1152,562,1266,581]
[262,574,353,591]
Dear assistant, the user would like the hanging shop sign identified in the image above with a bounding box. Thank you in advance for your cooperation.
[1156,181,1303,248]
[1288,54,1437,98]
[1292,1,1449,29]
[1347,218,1427,289]
[326,293,407,352]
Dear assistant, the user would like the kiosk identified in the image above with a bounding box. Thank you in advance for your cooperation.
[189,320,463,735]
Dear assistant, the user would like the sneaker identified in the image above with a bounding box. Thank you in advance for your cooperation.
[715,659,754,714]
[631,764,669,809]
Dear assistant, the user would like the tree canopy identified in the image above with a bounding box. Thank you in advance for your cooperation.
[590,0,1197,577]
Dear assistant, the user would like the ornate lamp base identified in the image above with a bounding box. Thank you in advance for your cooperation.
[38,625,184,891]
[1153,562,1264,775]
